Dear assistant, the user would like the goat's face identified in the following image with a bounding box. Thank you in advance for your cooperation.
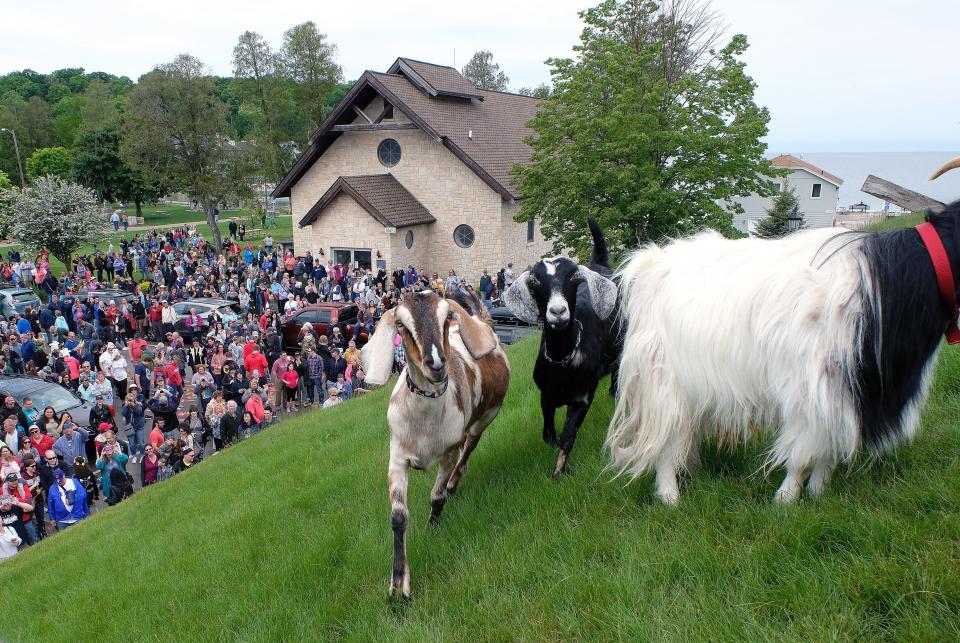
[530,258,581,330]
[395,291,452,383]
[361,290,499,386]
[504,257,617,330]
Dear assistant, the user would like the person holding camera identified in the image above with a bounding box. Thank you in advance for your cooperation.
[121,393,145,463]
[52,422,89,476]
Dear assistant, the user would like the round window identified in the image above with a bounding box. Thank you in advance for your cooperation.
[404,230,414,249]
[378,138,401,167]
[453,224,475,248]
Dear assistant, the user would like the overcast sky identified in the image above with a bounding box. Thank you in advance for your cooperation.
[2,0,957,152]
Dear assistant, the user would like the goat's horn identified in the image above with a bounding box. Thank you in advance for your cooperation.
[930,157,960,180]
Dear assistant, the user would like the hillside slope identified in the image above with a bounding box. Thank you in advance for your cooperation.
[2,336,959,641]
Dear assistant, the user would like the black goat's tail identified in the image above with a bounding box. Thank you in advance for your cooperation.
[588,217,610,270]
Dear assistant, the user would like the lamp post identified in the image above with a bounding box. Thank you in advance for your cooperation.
[0,127,25,188]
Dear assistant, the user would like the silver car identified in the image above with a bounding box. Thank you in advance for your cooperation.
[0,287,42,320]
[0,377,93,428]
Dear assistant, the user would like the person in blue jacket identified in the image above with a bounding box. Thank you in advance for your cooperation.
[47,468,90,531]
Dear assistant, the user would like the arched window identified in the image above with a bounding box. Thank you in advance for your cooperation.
[405,230,414,249]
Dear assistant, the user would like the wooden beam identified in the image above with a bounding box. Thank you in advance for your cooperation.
[861,174,944,212]
[330,123,419,132]
[352,105,373,124]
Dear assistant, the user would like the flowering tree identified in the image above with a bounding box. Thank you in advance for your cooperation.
[6,175,108,268]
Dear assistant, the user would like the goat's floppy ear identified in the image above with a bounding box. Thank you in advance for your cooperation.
[360,308,397,386]
[572,267,617,320]
[448,300,498,359]
[503,271,541,324]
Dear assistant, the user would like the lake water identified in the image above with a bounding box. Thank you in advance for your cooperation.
[782,151,960,211]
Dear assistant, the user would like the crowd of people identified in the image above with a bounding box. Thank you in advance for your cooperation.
[0,213,517,560]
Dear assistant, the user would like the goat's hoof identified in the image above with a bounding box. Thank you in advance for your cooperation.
[552,452,569,478]
[656,489,680,506]
[427,512,442,525]
[444,485,456,496]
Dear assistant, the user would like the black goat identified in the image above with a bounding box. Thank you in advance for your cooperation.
[504,218,621,474]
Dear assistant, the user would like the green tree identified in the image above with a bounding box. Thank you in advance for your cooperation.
[461,51,509,91]
[73,124,162,211]
[121,54,252,249]
[754,186,804,238]
[25,146,73,180]
[516,83,552,98]
[280,22,343,131]
[233,30,297,181]
[513,0,777,257]
[3,175,107,267]
[79,78,120,132]
[51,94,84,146]
[0,170,11,191]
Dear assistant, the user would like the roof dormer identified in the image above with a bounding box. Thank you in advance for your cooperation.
[387,57,484,101]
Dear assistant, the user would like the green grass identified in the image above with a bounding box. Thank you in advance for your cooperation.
[2,216,293,279]
[864,212,924,232]
[1,336,958,641]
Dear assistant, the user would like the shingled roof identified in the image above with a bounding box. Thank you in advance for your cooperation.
[273,58,541,201]
[298,174,436,229]
[771,154,844,187]
[386,58,484,100]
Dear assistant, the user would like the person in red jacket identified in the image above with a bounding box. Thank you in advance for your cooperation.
[148,300,163,342]
[27,425,54,456]
[128,334,148,362]
[280,362,299,413]
[244,347,268,379]
[163,354,184,396]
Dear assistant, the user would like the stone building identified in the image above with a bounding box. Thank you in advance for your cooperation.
[271,57,554,279]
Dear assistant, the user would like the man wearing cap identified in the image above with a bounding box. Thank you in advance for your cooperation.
[161,300,178,336]
[47,468,90,531]
[28,424,54,455]
[52,422,89,475]
[4,472,36,544]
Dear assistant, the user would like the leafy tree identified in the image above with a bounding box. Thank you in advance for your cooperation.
[513,0,777,257]
[754,186,804,238]
[233,31,297,181]
[79,79,119,132]
[51,94,84,147]
[280,22,343,131]
[121,54,252,249]
[0,171,11,191]
[3,175,107,267]
[462,51,510,91]
[25,146,73,180]
[516,83,552,98]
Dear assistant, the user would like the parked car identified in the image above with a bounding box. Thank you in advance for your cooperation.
[80,288,140,306]
[281,302,369,351]
[173,298,242,334]
[0,287,42,320]
[0,376,93,428]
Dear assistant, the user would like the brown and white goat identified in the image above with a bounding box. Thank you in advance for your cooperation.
[361,290,510,600]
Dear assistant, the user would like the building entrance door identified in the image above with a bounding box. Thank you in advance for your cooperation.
[331,247,372,270]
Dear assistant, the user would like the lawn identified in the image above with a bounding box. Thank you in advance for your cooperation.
[0,336,958,640]
[2,214,293,280]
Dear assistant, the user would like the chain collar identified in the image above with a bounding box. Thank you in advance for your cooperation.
[406,371,448,398]
[543,320,583,366]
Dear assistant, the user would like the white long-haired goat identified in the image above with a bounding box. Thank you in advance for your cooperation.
[608,195,960,504]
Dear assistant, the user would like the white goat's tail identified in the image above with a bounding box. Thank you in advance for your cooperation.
[605,245,694,480]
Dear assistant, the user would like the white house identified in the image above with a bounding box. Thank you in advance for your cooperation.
[730,154,843,234]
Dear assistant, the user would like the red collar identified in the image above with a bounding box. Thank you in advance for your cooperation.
[915,222,960,344]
